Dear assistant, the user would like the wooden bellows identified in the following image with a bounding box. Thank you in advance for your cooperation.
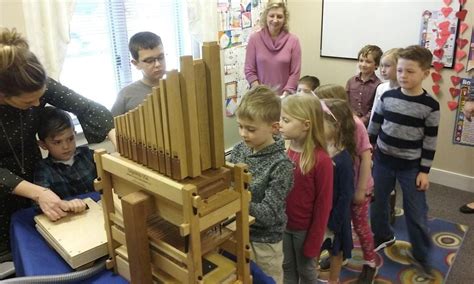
[114,42,225,181]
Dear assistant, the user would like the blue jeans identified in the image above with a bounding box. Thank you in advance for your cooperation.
[370,156,431,266]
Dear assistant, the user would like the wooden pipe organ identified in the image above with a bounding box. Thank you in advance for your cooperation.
[94,42,252,283]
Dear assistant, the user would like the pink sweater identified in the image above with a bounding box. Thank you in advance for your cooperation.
[244,27,301,95]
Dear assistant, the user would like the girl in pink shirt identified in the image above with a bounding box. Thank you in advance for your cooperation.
[316,84,378,283]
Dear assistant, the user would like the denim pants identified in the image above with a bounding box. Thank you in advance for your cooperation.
[282,230,318,284]
[370,157,431,266]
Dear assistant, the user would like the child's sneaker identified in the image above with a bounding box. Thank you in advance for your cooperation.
[356,264,377,284]
[374,236,396,252]
[406,250,435,280]
[319,256,348,270]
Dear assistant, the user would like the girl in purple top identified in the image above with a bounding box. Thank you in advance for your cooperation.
[244,1,301,96]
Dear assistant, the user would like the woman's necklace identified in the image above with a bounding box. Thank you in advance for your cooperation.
[0,112,25,174]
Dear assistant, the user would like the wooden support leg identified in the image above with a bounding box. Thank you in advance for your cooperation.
[121,191,154,284]
[94,149,119,272]
[233,163,251,283]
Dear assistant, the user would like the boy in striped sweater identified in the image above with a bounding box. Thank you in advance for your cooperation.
[368,45,439,279]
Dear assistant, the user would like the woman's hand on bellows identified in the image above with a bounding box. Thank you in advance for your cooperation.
[37,189,69,221]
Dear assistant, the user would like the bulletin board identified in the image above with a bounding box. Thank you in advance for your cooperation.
[453,78,474,147]
[320,0,461,66]
[218,0,268,117]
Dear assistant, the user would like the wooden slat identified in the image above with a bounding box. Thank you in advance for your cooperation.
[180,56,201,177]
[101,153,185,205]
[126,112,138,162]
[138,105,148,166]
[144,96,159,171]
[94,149,119,272]
[233,163,251,281]
[151,87,166,174]
[193,59,212,170]
[159,78,172,177]
[165,70,188,180]
[121,191,154,284]
[113,117,122,154]
[121,116,128,158]
[202,42,225,168]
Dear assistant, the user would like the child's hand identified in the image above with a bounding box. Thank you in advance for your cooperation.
[353,189,366,205]
[65,199,88,213]
[416,172,429,191]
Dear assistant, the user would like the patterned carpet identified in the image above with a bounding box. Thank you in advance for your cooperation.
[318,210,468,283]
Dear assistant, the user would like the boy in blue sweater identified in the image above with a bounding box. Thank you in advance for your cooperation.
[368,45,439,279]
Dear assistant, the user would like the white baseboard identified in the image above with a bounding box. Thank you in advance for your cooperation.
[430,167,474,193]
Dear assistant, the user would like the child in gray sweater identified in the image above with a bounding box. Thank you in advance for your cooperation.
[230,85,294,283]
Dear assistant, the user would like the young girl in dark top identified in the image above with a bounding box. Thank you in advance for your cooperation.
[280,94,333,283]
[321,99,356,284]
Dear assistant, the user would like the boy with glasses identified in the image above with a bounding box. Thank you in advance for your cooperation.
[111,31,166,116]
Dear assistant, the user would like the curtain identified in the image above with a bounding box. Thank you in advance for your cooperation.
[21,0,76,80]
[186,0,218,43]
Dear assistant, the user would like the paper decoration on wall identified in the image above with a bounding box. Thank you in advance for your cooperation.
[448,100,459,110]
[467,30,474,71]
[420,9,458,67]
[452,78,474,146]
[218,0,268,116]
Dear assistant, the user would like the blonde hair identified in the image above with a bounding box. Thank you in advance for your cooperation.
[315,84,348,101]
[236,85,281,124]
[322,99,356,160]
[0,28,47,96]
[281,94,327,174]
[381,48,402,65]
[260,0,290,32]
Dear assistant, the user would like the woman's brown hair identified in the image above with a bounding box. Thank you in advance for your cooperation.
[0,28,47,96]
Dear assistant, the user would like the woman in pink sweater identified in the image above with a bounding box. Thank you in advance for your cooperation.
[244,1,301,96]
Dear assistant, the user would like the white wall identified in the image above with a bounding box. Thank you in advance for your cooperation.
[289,0,474,192]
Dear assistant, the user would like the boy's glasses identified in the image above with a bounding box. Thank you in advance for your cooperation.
[141,56,165,65]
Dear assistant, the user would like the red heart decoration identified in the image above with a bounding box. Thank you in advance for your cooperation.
[439,29,451,37]
[438,21,450,31]
[456,38,469,49]
[433,48,444,59]
[431,72,442,82]
[459,0,466,5]
[455,9,468,21]
[441,7,453,17]
[432,85,440,95]
[448,101,458,111]
[443,0,452,5]
[454,62,465,73]
[460,22,468,34]
[435,37,448,47]
[456,49,467,60]
[451,76,461,85]
[432,62,444,71]
[449,87,460,97]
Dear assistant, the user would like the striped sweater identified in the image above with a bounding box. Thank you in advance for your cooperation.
[368,88,440,173]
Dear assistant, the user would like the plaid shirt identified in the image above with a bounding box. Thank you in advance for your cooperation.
[34,146,97,199]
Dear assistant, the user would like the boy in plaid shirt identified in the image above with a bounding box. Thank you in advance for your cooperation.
[34,107,96,199]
